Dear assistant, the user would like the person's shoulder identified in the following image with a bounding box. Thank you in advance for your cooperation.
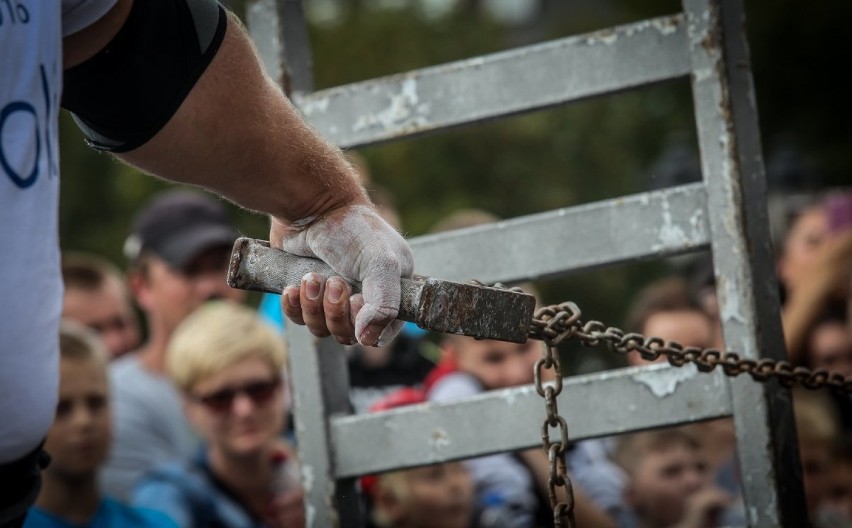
[109,354,169,397]
[99,498,179,528]
[109,354,152,400]
[22,507,69,528]
[136,458,199,487]
[134,457,211,502]
[109,353,142,378]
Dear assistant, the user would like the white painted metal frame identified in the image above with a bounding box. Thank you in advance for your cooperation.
[245,0,806,525]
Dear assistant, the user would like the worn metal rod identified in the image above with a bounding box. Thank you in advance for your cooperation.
[227,237,536,343]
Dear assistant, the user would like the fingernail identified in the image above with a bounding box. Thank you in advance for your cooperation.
[360,324,384,346]
[285,288,300,307]
[306,280,320,300]
[327,282,342,303]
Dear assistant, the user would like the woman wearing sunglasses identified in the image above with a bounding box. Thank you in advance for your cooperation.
[132,302,304,527]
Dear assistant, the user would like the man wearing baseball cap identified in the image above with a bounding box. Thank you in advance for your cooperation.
[101,189,246,500]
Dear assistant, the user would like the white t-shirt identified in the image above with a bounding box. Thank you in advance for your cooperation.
[0,0,117,463]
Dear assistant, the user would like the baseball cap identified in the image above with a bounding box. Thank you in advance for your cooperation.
[124,190,238,270]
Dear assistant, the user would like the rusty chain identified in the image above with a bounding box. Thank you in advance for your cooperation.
[528,301,852,393]
[476,286,851,527]
[533,321,576,528]
[475,282,576,526]
[529,299,849,526]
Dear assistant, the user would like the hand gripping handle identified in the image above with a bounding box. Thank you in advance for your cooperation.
[227,237,535,343]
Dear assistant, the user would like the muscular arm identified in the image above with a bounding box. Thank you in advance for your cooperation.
[118,16,368,222]
[65,0,366,224]
[63,2,411,346]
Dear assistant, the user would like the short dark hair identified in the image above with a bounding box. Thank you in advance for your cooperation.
[614,428,700,476]
[624,277,707,334]
[62,252,122,292]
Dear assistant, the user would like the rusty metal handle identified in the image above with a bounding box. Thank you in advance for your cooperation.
[227,237,535,343]
[228,238,421,321]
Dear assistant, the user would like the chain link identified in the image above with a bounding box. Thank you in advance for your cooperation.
[528,302,852,393]
[533,310,576,528]
[483,284,851,525]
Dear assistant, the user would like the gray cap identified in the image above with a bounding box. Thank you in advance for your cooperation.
[124,190,238,269]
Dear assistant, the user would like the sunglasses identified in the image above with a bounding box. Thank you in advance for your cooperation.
[191,378,281,413]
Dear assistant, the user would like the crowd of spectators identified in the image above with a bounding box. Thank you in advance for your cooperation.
[28,183,851,528]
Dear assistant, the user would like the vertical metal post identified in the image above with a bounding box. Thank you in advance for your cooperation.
[286,328,361,528]
[684,0,807,525]
[246,2,357,525]
[247,0,314,95]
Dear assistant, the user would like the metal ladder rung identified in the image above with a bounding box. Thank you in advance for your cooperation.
[410,182,710,284]
[331,364,732,478]
[249,1,808,524]
[293,14,691,149]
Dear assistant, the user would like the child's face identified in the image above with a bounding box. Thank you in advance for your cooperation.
[824,458,852,519]
[394,462,474,528]
[626,443,707,526]
[44,358,112,478]
[450,337,540,390]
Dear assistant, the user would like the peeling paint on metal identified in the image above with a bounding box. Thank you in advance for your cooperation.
[501,388,519,406]
[352,77,431,134]
[297,94,330,115]
[301,463,315,492]
[305,505,316,527]
[689,209,705,239]
[430,427,451,450]
[748,506,758,524]
[584,15,680,46]
[653,196,689,251]
[383,418,401,431]
[633,364,698,398]
[652,17,679,35]
[585,29,617,46]
[692,67,713,83]
[718,275,746,325]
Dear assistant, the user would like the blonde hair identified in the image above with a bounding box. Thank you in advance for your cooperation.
[59,319,109,366]
[371,471,411,527]
[166,302,288,393]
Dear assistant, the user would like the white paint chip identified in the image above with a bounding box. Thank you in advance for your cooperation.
[633,364,698,398]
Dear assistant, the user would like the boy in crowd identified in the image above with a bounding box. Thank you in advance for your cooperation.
[426,327,615,527]
[61,252,141,360]
[103,190,245,500]
[362,388,475,528]
[570,277,731,526]
[25,322,174,527]
[818,434,852,525]
[613,429,730,528]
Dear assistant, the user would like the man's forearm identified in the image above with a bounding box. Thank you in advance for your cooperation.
[63,1,412,346]
[117,12,367,223]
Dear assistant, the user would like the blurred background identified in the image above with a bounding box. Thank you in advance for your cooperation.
[58,0,851,371]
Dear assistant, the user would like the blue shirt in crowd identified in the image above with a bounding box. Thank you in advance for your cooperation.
[133,449,271,528]
[24,497,176,528]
